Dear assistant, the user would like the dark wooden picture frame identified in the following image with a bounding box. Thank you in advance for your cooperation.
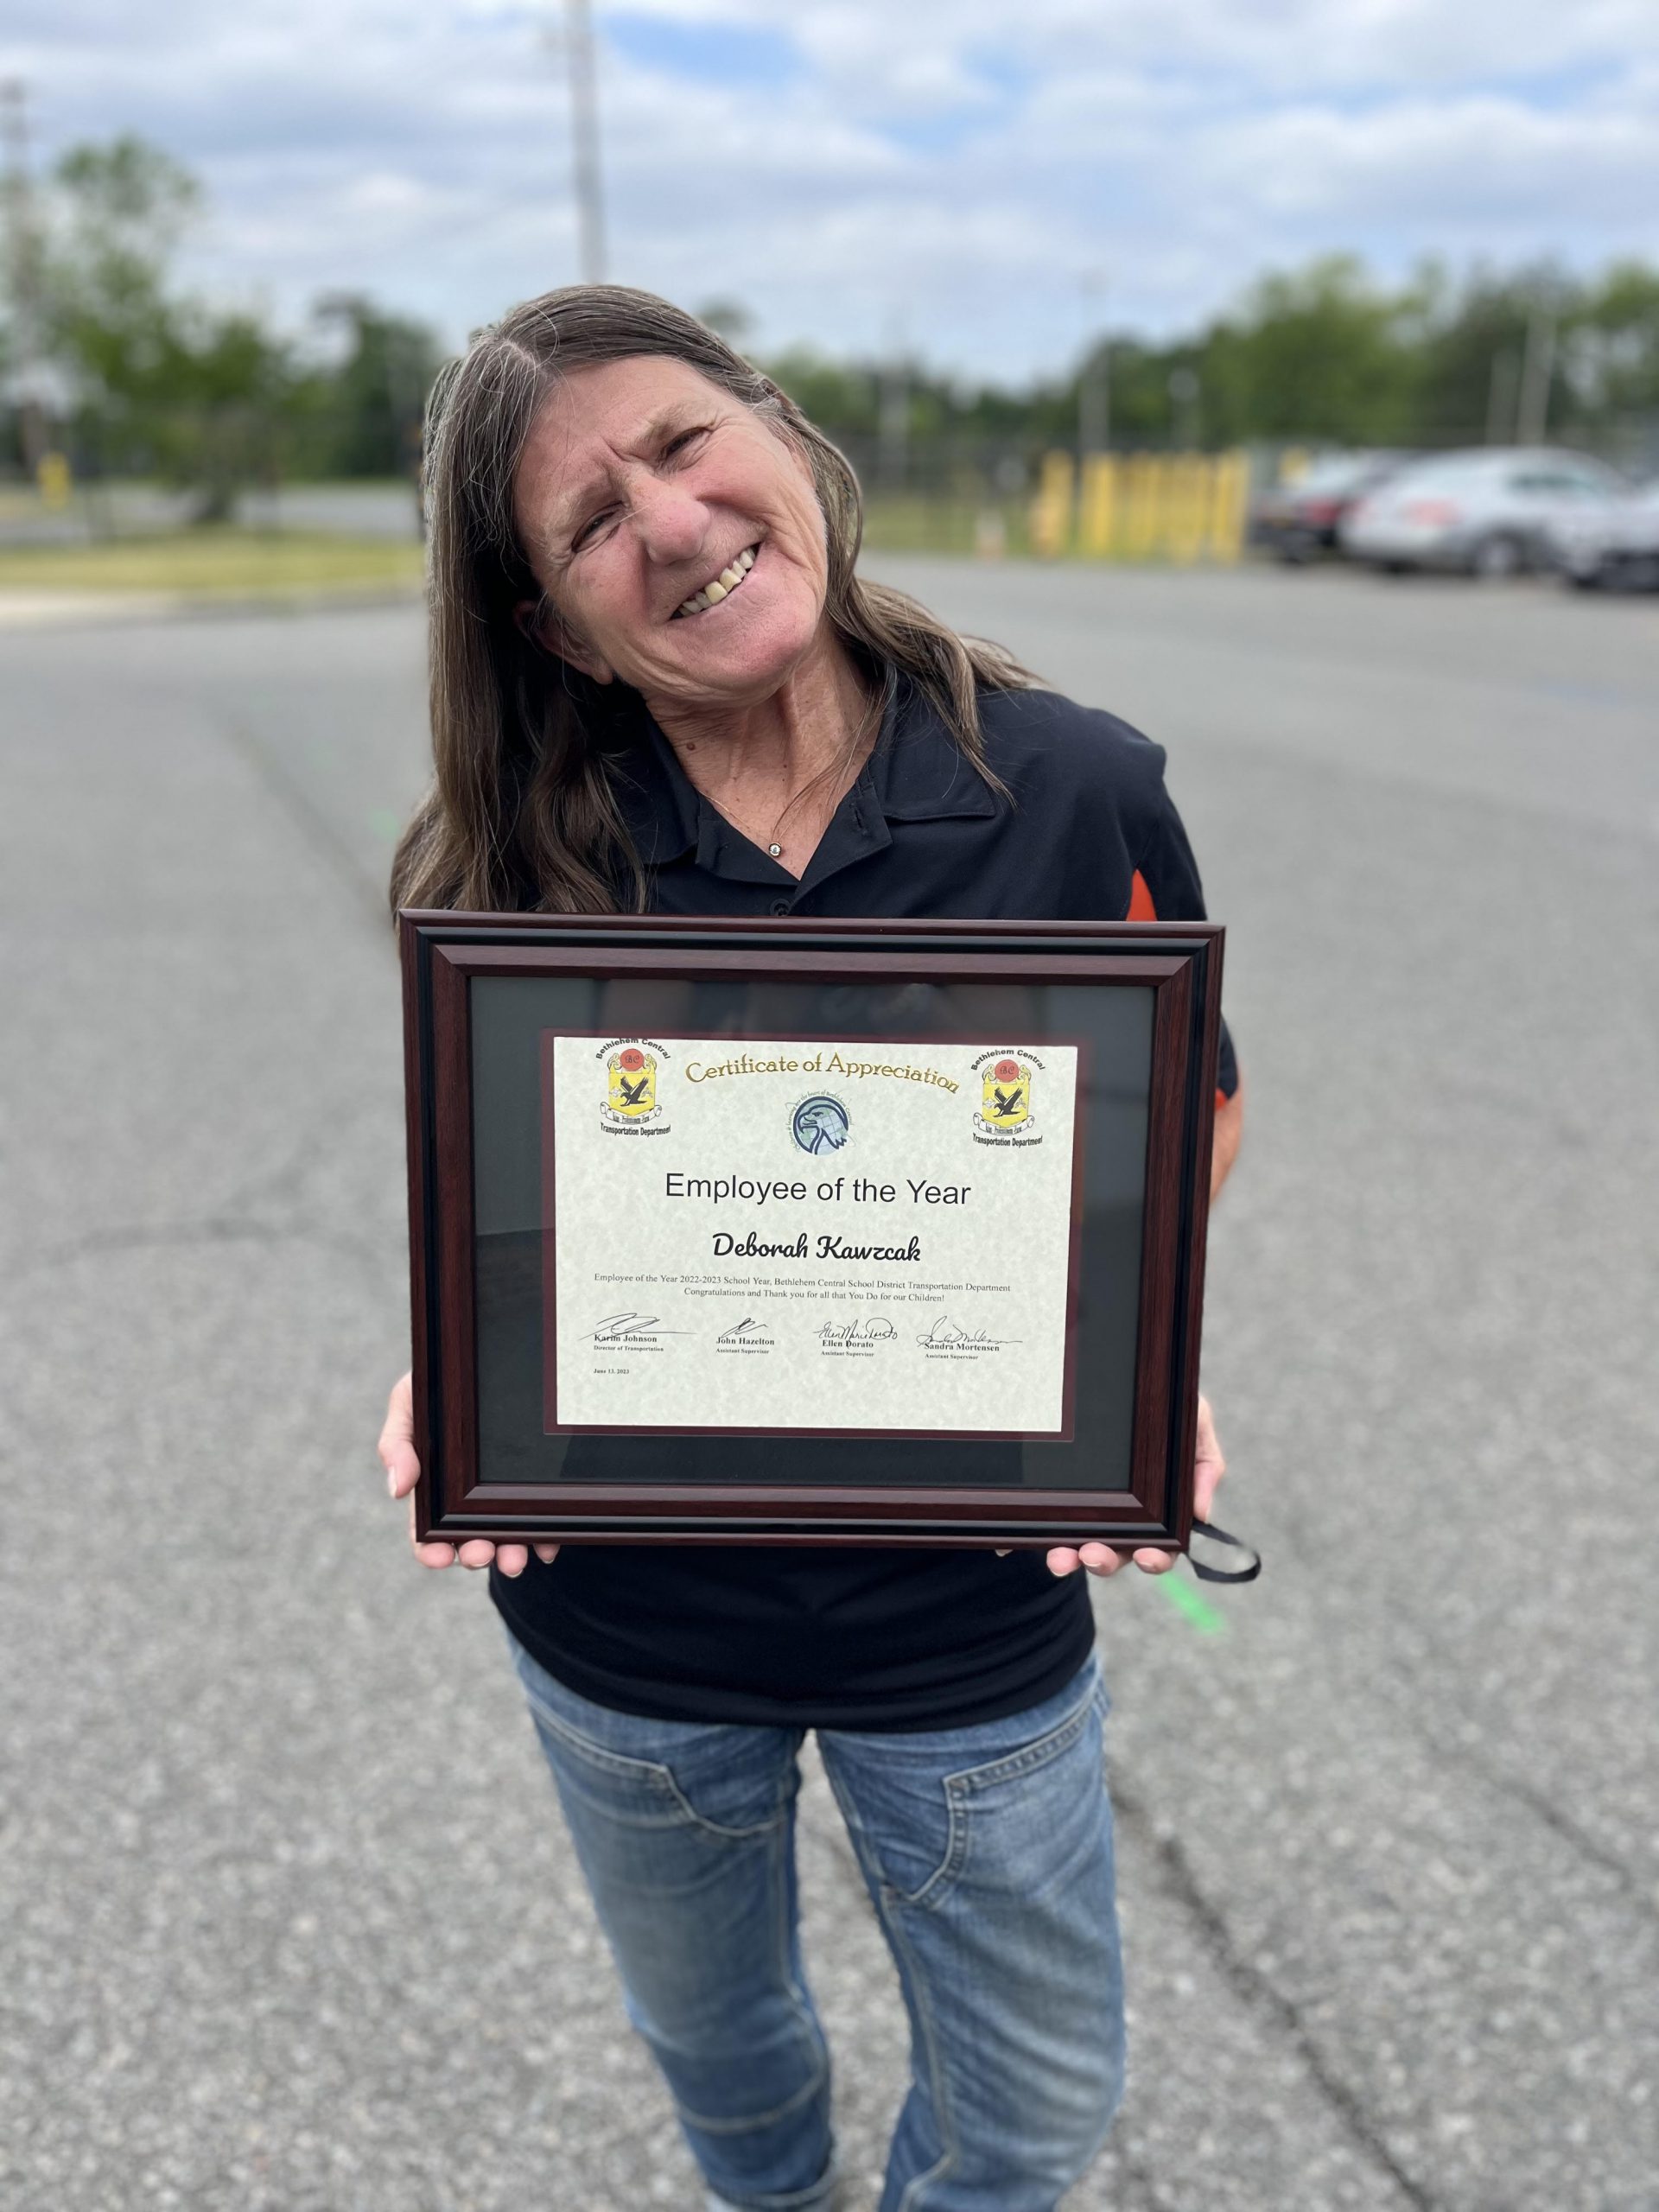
[400,913,1223,1554]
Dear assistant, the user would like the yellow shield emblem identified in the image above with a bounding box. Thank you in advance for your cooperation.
[607,1049,657,1117]
[982,1060,1031,1126]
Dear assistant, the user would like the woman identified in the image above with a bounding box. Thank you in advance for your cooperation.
[378,287,1242,2212]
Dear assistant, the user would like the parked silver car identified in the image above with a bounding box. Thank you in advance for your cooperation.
[1339,448,1629,576]
[1547,482,1659,591]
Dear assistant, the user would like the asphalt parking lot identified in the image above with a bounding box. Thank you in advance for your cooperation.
[3,558,1655,2211]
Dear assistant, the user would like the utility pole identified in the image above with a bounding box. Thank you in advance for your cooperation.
[878,355,908,491]
[879,315,908,492]
[1077,269,1109,464]
[563,0,607,284]
[1078,347,1109,461]
[1485,348,1519,444]
[1516,302,1556,445]
[1,78,49,474]
[1167,365,1201,451]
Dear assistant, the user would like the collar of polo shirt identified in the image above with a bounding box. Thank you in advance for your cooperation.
[607,674,999,879]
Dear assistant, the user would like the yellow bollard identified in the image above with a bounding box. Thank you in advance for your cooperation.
[1077,454,1119,558]
[1169,454,1209,565]
[1154,456,1179,557]
[1121,455,1155,559]
[1206,450,1250,563]
[1020,447,1250,565]
[1028,452,1075,559]
[36,451,73,511]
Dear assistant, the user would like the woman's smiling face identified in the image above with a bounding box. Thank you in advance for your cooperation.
[512,354,832,712]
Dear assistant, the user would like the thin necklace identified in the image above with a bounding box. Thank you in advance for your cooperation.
[765,688,883,858]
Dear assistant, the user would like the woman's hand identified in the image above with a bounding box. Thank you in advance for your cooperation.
[1044,1393,1225,1580]
[378,1371,559,1579]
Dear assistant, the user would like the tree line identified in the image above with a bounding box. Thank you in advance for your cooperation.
[5,134,1658,517]
[3,136,441,514]
[760,257,1659,468]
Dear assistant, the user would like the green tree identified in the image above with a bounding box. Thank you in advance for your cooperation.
[45,133,289,516]
[1561,262,1659,431]
[1197,256,1418,444]
[765,346,881,436]
[1407,260,1557,445]
[308,293,441,478]
[46,136,197,427]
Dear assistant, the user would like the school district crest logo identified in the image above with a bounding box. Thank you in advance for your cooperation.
[980,1058,1031,1128]
[791,1095,850,1154]
[607,1046,657,1118]
[970,1050,1045,1144]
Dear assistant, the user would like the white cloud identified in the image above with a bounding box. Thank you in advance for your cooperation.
[3,0,1656,380]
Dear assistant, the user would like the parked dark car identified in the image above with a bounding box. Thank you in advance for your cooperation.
[1249,452,1411,563]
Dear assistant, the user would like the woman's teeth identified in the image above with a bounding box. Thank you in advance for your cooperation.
[677,544,758,618]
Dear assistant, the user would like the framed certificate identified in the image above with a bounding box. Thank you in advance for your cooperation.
[400,913,1223,1552]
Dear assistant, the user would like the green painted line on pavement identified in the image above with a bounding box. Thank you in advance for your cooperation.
[1154,1573,1226,1634]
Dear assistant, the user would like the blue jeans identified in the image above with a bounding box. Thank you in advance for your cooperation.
[504,1629,1124,2212]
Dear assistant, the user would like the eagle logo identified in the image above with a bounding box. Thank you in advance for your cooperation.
[980,1058,1031,1127]
[607,1046,658,1118]
[791,1095,850,1154]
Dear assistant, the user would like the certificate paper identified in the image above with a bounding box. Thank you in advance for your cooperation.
[542,1034,1083,1438]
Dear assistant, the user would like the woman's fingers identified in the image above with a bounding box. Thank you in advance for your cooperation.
[1078,1542,1129,1576]
[1194,1391,1226,1522]
[1043,1399,1226,1580]
[385,1374,520,1573]
[378,1372,420,1500]
[1046,1543,1127,1577]
[383,1379,560,1577]
[407,1490,454,1569]
[1046,1541,1173,1577]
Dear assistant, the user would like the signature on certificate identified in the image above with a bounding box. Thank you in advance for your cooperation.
[582,1311,687,1344]
[717,1317,774,1344]
[817,1315,897,1346]
[917,1316,1020,1349]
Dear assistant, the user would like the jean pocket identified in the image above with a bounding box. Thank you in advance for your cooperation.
[512,1654,785,1844]
[903,1674,1108,1910]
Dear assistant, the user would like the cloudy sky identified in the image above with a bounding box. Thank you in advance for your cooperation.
[6,0,1658,381]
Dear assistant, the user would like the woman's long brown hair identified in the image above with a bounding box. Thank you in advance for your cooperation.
[391,284,1032,918]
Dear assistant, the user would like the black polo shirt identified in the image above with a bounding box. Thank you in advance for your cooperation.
[491,673,1236,1731]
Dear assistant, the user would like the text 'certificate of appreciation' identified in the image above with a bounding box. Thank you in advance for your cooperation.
[542,1035,1083,1439]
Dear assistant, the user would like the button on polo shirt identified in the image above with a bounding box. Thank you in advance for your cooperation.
[492,674,1236,1731]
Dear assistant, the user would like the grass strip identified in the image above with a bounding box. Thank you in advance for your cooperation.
[0,527,425,598]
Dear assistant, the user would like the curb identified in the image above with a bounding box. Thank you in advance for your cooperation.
[0,582,425,631]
